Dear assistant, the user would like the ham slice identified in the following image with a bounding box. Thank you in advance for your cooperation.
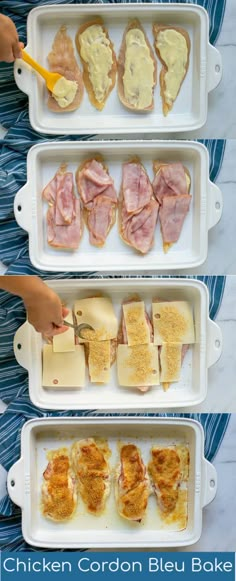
[121,199,159,254]
[153,162,188,204]
[43,166,82,249]
[122,162,153,213]
[86,196,115,246]
[55,172,75,226]
[47,25,84,113]
[76,159,117,247]
[159,195,191,245]
[47,199,82,249]
[153,162,191,251]
[76,159,117,208]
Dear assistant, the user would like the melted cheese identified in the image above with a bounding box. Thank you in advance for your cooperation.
[88,340,110,383]
[53,310,75,353]
[79,24,113,103]
[160,343,182,382]
[123,28,155,109]
[71,439,110,515]
[156,29,188,106]
[74,297,118,342]
[153,301,195,345]
[52,77,78,108]
[42,449,77,521]
[117,344,159,387]
[117,444,149,521]
[123,301,150,346]
[42,344,85,388]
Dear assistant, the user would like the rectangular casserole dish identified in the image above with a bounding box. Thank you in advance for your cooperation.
[13,277,222,410]
[14,4,222,135]
[7,416,217,548]
[14,140,223,272]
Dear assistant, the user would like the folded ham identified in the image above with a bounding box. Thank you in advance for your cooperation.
[76,159,117,247]
[152,162,191,252]
[120,161,159,254]
[120,199,159,255]
[122,161,153,214]
[43,165,82,249]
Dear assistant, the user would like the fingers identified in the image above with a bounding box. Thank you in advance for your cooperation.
[4,50,15,63]
[12,40,23,59]
[62,306,70,318]
[51,325,69,336]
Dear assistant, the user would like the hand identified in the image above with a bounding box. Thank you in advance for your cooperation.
[24,285,70,336]
[0,14,24,62]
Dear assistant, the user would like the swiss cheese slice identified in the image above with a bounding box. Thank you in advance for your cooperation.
[160,343,182,382]
[53,310,75,353]
[88,340,110,383]
[123,302,150,346]
[117,344,159,387]
[74,297,118,342]
[152,301,195,345]
[42,344,85,388]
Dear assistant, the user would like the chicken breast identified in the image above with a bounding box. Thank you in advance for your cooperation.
[41,447,77,522]
[115,443,150,522]
[47,25,84,112]
[71,438,111,515]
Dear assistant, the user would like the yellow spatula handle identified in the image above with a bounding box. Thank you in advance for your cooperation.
[22,50,49,83]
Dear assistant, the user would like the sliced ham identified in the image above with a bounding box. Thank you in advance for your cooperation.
[76,159,117,246]
[55,172,75,226]
[47,199,82,249]
[153,162,188,204]
[122,162,153,214]
[43,168,75,226]
[159,195,191,244]
[121,199,159,254]
[86,196,115,247]
[77,159,117,208]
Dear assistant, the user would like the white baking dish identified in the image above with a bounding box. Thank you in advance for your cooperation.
[14,3,222,135]
[13,277,222,411]
[7,416,217,548]
[14,140,223,272]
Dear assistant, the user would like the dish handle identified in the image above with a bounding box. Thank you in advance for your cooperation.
[207,44,222,93]
[14,183,31,233]
[207,319,223,368]
[201,458,217,508]
[7,458,24,508]
[14,322,31,370]
[207,181,223,230]
[14,49,34,96]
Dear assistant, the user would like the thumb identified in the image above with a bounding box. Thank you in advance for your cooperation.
[62,306,70,319]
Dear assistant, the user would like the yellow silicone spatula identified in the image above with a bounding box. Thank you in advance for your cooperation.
[21,50,63,93]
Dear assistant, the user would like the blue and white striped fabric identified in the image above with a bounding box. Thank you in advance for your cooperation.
[0,137,226,273]
[0,0,226,128]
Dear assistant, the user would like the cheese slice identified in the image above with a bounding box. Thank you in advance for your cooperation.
[117,344,159,387]
[123,302,150,346]
[53,310,75,353]
[88,340,110,383]
[160,343,182,382]
[74,297,118,342]
[43,344,85,388]
[153,301,195,345]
